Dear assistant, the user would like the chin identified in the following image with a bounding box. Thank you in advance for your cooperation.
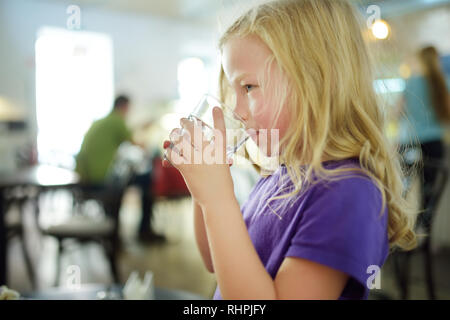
[257,144,277,157]
[252,134,281,158]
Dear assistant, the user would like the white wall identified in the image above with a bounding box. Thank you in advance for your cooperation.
[388,4,450,57]
[0,0,219,154]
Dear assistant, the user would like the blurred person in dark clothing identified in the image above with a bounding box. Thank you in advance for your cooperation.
[399,46,450,226]
[76,95,165,242]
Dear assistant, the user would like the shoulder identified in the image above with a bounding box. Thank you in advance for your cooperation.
[310,172,381,204]
[108,113,130,136]
[308,159,381,199]
[88,116,109,132]
[267,160,386,223]
[108,112,125,125]
[302,165,386,224]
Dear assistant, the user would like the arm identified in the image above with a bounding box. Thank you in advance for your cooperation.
[274,257,348,299]
[193,199,214,273]
[202,197,348,299]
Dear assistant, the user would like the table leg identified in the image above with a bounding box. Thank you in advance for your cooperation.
[0,189,6,285]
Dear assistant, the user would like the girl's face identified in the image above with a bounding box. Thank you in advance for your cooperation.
[222,35,291,156]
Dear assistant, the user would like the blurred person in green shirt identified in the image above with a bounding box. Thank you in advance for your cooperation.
[76,95,164,242]
[76,95,133,183]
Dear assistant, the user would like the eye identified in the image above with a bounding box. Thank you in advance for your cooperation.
[243,84,256,93]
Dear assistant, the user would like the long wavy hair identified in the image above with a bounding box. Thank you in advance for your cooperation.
[419,46,450,123]
[217,0,417,251]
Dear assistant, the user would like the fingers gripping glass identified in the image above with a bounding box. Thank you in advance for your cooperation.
[166,94,250,163]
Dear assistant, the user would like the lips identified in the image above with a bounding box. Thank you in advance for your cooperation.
[246,129,260,143]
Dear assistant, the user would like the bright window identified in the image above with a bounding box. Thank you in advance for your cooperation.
[35,27,113,168]
[175,57,208,113]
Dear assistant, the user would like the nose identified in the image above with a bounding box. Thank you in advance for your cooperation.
[233,96,250,123]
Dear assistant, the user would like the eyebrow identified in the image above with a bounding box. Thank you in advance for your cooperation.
[229,72,251,85]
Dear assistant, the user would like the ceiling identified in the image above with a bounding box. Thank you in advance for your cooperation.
[48,0,239,22]
[39,0,450,22]
[357,0,450,18]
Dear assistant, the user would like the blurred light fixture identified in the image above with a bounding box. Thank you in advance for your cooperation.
[371,20,390,40]
[399,63,412,79]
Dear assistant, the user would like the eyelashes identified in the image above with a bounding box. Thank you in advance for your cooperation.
[243,84,256,93]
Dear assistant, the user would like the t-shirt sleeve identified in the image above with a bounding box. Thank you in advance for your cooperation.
[285,176,389,299]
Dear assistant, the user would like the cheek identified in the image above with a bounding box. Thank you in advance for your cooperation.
[247,95,268,128]
[276,111,291,139]
[247,90,291,148]
[254,111,273,129]
[253,101,290,135]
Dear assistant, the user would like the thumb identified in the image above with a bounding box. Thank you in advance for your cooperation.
[212,106,226,134]
[212,106,227,150]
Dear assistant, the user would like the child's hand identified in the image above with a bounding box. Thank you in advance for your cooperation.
[162,107,236,209]
[162,141,233,167]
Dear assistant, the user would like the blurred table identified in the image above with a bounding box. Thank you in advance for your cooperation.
[0,164,79,286]
[22,283,206,300]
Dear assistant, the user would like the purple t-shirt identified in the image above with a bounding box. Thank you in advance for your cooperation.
[213,158,389,300]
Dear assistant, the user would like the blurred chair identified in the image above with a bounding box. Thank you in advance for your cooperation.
[4,186,37,289]
[394,158,448,300]
[38,161,132,287]
[43,185,124,286]
[148,156,190,241]
[151,156,190,199]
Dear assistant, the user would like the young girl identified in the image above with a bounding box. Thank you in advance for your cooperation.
[163,0,417,300]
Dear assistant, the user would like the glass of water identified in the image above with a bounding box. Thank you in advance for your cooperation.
[177,94,251,160]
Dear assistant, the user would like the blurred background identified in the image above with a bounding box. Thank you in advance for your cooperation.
[0,0,449,300]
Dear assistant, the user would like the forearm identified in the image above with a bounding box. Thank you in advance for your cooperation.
[202,196,277,300]
[193,199,214,273]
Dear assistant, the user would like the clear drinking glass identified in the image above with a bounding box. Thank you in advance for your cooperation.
[180,94,251,159]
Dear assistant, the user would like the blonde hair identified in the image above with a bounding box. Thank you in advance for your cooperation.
[218,0,417,251]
